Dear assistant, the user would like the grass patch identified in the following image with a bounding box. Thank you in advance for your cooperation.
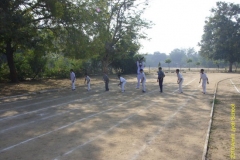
[211,98,221,104]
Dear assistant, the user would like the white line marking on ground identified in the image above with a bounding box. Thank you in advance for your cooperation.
[0,93,31,100]
[0,99,109,134]
[230,79,240,93]
[0,88,160,153]
[0,89,114,121]
[130,90,198,160]
[1,79,196,133]
[172,78,196,93]
[0,79,196,154]
[0,96,43,106]
[53,103,156,160]
[0,97,54,112]
[53,79,197,160]
[0,90,107,112]
[0,96,93,121]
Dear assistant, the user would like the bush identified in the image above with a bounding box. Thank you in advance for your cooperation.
[0,63,9,81]
[44,54,84,78]
[14,53,32,81]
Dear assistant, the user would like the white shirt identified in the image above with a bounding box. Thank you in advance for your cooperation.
[120,77,126,82]
[70,72,76,81]
[137,61,144,74]
[85,76,91,82]
[177,73,183,80]
[200,73,208,80]
[140,72,146,81]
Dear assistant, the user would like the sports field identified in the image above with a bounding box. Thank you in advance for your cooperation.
[0,72,239,160]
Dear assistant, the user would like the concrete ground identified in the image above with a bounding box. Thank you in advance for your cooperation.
[0,72,239,160]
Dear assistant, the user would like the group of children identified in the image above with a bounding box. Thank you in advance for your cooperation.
[69,64,209,94]
[70,69,91,91]
[69,70,145,93]
[159,68,209,94]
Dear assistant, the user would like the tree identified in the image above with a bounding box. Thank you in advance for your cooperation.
[158,62,161,68]
[196,62,200,69]
[165,59,171,71]
[111,52,139,74]
[199,2,240,72]
[87,0,152,72]
[213,60,220,71]
[0,0,75,82]
[233,62,239,72]
[185,48,199,64]
[187,59,192,70]
[169,49,187,68]
[144,52,167,67]
[169,48,186,65]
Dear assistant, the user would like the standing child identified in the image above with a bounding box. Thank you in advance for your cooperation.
[199,69,209,94]
[103,72,109,91]
[140,69,146,93]
[136,57,145,89]
[70,69,76,91]
[118,74,127,92]
[176,69,183,93]
[157,67,165,93]
[84,73,91,91]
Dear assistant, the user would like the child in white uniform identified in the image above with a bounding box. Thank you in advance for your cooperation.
[199,69,209,94]
[84,73,91,91]
[140,69,146,92]
[136,58,144,89]
[176,69,183,93]
[118,75,126,92]
[70,69,76,90]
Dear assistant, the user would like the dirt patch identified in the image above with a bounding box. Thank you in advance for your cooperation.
[207,78,240,160]
[0,72,239,160]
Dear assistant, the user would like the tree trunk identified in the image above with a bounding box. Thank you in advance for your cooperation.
[102,60,109,73]
[6,40,18,82]
[234,62,238,72]
[229,61,233,72]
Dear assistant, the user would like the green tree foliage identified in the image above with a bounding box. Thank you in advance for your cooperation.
[187,58,192,70]
[144,52,167,67]
[199,2,240,72]
[0,0,75,82]
[169,49,187,68]
[152,52,167,66]
[111,53,145,74]
[143,48,229,69]
[165,59,171,71]
[233,62,239,72]
[213,60,220,71]
[0,63,8,81]
[86,0,152,72]
[45,53,83,78]
[196,62,200,68]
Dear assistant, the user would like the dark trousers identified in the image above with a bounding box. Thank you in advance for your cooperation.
[105,81,109,91]
[158,78,163,92]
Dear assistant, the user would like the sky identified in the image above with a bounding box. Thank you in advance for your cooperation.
[139,0,240,54]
